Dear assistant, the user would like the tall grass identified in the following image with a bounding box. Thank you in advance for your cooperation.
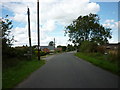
[75,52,119,75]
[2,58,46,88]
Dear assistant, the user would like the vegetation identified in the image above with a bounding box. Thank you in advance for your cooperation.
[67,44,76,51]
[1,15,15,60]
[35,50,49,56]
[74,33,118,75]
[57,45,67,51]
[64,13,119,75]
[65,13,112,46]
[48,41,54,46]
[3,58,45,88]
[57,45,76,52]
[1,16,46,88]
[2,18,35,71]
[79,41,98,53]
[54,50,62,53]
[75,52,119,75]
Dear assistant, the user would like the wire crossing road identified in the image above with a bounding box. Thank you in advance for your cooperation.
[16,52,118,88]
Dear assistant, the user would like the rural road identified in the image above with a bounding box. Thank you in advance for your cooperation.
[16,52,119,88]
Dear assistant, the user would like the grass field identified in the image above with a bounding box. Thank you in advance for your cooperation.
[2,58,46,88]
[75,52,119,75]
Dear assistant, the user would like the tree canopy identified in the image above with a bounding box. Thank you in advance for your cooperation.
[1,15,15,59]
[48,41,54,46]
[1,15,14,48]
[65,13,112,45]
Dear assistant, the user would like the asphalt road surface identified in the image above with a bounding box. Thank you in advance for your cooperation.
[16,52,119,88]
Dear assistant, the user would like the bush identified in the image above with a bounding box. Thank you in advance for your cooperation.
[55,50,61,53]
[2,47,30,69]
[40,51,47,56]
[79,41,98,53]
[3,47,29,60]
[96,45,106,54]
[106,53,118,63]
[35,51,48,56]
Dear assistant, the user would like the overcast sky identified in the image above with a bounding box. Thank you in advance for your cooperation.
[0,0,119,47]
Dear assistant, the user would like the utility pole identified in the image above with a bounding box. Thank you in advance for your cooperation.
[37,0,40,60]
[54,38,55,49]
[27,7,32,58]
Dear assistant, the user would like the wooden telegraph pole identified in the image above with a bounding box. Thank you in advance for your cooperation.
[27,7,32,58]
[54,38,55,49]
[37,0,40,60]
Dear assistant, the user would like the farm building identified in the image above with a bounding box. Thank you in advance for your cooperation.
[33,45,55,53]
[40,46,55,52]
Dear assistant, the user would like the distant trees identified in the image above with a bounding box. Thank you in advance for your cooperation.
[57,45,67,51]
[57,45,76,52]
[48,41,54,46]
[67,44,75,51]
[65,13,112,46]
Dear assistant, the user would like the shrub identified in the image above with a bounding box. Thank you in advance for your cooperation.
[96,45,106,54]
[55,50,61,53]
[35,51,47,56]
[2,47,30,69]
[79,41,98,53]
[106,53,118,63]
[3,47,29,60]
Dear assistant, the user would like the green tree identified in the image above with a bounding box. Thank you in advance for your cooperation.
[79,41,98,53]
[1,15,14,48]
[65,13,112,45]
[57,45,67,51]
[48,41,54,46]
[1,15,15,59]
[67,44,75,51]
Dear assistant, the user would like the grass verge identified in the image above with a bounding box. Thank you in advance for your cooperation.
[75,52,119,75]
[2,58,46,88]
